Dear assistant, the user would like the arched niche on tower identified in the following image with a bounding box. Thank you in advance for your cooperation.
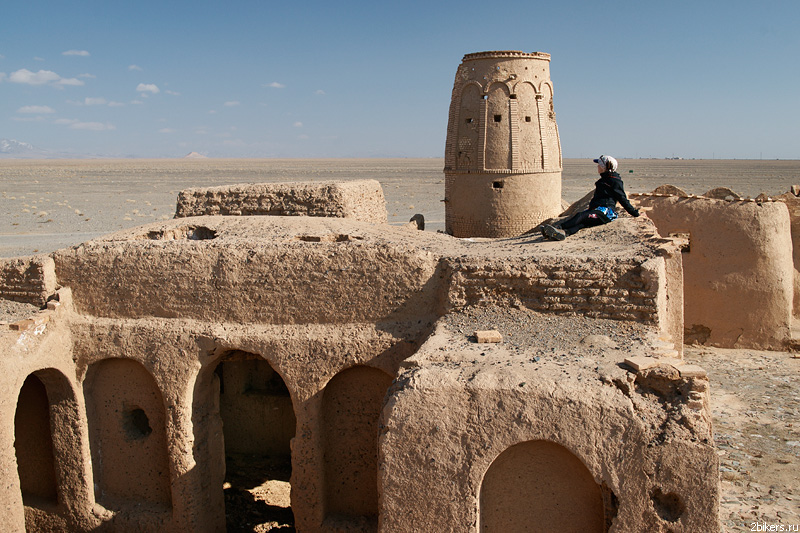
[514,81,543,170]
[456,82,483,171]
[538,81,561,171]
[479,440,604,532]
[84,358,172,510]
[485,82,512,170]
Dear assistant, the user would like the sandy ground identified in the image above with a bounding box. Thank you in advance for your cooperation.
[2,158,800,532]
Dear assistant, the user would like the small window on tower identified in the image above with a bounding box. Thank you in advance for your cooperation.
[525,116,532,122]
[494,115,502,122]
[466,118,473,124]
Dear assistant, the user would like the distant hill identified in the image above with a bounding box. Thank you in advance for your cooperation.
[183,151,209,159]
[0,139,38,157]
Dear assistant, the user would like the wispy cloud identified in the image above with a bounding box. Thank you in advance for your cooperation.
[78,73,96,79]
[63,50,90,56]
[165,89,180,96]
[8,68,85,87]
[136,83,159,95]
[315,89,326,95]
[159,128,176,134]
[128,64,143,71]
[266,82,285,89]
[0,72,6,82]
[55,118,115,131]
[17,105,56,114]
[294,121,303,128]
[223,101,240,107]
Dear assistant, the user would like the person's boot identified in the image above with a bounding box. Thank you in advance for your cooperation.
[542,224,566,241]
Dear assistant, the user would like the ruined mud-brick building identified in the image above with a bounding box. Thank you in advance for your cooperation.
[633,186,800,350]
[444,51,563,238]
[0,178,719,532]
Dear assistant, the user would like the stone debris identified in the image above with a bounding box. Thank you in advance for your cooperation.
[474,330,502,343]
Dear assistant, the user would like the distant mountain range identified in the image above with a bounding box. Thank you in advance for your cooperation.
[1,139,38,156]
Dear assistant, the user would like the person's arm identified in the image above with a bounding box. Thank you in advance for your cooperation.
[612,179,640,217]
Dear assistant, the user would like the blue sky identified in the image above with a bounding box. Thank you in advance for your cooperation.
[1,0,798,159]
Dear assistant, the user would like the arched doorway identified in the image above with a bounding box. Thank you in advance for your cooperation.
[213,350,296,530]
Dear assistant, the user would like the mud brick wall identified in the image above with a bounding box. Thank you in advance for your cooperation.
[0,256,57,305]
[175,179,387,223]
[444,257,661,323]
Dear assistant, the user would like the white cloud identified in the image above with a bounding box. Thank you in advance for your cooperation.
[10,69,61,85]
[223,101,240,107]
[293,121,303,128]
[315,89,326,95]
[136,83,159,94]
[85,97,107,106]
[78,73,96,79]
[63,50,90,56]
[128,64,143,71]
[58,77,84,86]
[108,101,125,107]
[17,105,56,114]
[130,100,144,105]
[8,68,84,87]
[165,90,180,96]
[266,82,285,89]
[33,57,45,62]
[159,128,176,134]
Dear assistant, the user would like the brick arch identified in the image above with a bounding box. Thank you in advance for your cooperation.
[479,440,604,532]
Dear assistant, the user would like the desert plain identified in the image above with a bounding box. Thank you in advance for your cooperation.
[1,157,799,532]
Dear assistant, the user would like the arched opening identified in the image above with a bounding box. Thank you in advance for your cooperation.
[322,365,394,526]
[479,440,604,532]
[213,350,296,530]
[14,374,58,507]
[84,358,172,510]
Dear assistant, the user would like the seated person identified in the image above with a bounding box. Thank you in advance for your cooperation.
[542,155,639,241]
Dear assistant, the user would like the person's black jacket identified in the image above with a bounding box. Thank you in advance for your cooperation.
[588,171,639,216]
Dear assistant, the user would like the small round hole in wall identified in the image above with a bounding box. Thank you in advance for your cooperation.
[123,407,153,440]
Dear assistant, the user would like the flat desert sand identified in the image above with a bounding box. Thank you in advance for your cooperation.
[1,157,799,531]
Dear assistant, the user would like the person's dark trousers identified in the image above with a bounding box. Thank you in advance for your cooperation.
[559,209,610,236]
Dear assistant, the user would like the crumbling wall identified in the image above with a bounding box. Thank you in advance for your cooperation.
[175,179,388,224]
[635,194,793,349]
[379,354,718,532]
[0,255,57,305]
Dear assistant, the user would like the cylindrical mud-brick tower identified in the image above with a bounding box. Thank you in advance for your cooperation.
[444,51,562,237]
